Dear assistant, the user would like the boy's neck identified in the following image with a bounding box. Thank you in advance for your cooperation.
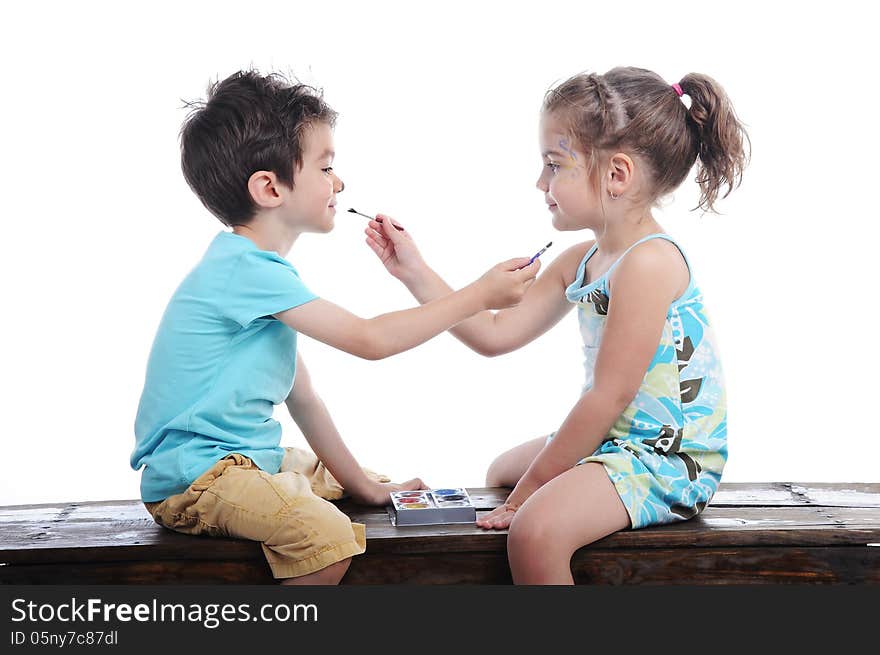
[231,217,299,257]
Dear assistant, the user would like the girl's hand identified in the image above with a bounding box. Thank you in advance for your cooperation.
[349,477,428,506]
[364,214,429,285]
[476,500,520,530]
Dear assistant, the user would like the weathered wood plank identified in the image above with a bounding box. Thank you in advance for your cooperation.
[573,546,880,585]
[345,546,880,585]
[0,560,275,585]
[3,490,880,554]
[788,484,880,507]
[3,546,877,585]
[2,506,878,565]
[2,483,879,585]
[3,483,878,523]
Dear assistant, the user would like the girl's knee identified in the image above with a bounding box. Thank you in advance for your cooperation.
[485,455,509,487]
[507,512,557,558]
[486,436,547,487]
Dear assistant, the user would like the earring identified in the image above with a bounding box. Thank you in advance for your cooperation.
[609,191,619,200]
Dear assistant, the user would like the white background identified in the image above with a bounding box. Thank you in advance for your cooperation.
[2,1,877,505]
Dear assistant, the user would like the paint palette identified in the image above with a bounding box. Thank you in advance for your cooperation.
[388,488,477,526]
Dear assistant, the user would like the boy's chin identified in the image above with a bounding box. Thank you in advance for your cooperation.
[303,219,334,234]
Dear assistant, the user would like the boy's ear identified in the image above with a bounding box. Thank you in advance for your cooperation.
[607,152,635,197]
[247,170,285,209]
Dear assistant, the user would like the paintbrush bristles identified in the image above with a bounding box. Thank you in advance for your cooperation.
[350,207,406,231]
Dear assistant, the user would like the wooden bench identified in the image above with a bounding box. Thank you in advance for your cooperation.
[2,483,878,584]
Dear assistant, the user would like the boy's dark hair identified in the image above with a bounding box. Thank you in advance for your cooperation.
[180,70,338,226]
[543,67,750,213]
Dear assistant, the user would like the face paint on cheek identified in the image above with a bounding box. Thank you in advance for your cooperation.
[559,137,578,163]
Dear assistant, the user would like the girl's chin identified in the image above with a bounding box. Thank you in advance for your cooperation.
[551,215,577,231]
[551,212,593,232]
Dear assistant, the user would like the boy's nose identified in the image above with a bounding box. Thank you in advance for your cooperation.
[335,177,345,193]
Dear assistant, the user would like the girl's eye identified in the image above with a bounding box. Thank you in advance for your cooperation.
[546,162,560,173]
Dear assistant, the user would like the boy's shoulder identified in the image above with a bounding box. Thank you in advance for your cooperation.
[190,232,297,284]
[188,232,316,329]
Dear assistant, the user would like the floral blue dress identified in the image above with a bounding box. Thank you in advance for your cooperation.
[556,233,727,529]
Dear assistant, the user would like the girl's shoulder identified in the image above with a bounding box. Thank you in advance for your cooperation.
[607,237,691,300]
[547,240,595,287]
[556,240,596,268]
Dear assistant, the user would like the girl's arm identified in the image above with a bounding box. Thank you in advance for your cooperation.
[477,239,687,528]
[285,352,425,505]
[366,215,590,356]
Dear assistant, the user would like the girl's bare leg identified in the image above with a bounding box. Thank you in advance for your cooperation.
[485,436,549,487]
[506,463,630,584]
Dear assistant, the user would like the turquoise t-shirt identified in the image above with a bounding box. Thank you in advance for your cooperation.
[132,231,318,502]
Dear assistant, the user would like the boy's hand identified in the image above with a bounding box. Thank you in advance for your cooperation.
[364,214,428,285]
[476,258,541,310]
[349,477,428,506]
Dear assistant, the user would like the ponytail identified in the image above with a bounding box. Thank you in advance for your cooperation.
[679,73,751,212]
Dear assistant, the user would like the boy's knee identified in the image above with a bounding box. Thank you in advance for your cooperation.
[279,557,352,585]
[318,508,362,547]
[322,556,352,584]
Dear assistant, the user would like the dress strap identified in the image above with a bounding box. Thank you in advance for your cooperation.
[565,242,600,303]
[605,233,695,303]
[607,233,673,275]
[566,233,695,305]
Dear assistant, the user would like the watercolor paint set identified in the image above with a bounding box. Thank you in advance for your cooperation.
[388,488,477,526]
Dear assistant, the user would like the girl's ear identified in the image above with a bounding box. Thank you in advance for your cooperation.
[607,152,635,198]
[247,170,285,209]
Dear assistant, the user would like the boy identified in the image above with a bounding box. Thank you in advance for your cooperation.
[132,70,540,585]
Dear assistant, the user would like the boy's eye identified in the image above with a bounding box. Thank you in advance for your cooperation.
[322,166,334,174]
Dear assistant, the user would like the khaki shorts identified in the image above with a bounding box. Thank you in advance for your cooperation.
[144,447,389,579]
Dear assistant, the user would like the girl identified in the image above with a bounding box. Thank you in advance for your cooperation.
[365,67,748,584]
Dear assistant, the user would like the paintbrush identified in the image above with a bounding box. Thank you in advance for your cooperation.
[348,208,405,231]
[519,241,552,269]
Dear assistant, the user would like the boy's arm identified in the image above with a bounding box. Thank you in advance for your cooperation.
[285,352,423,504]
[273,258,538,360]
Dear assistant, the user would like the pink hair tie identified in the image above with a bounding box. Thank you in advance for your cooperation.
[672,83,684,97]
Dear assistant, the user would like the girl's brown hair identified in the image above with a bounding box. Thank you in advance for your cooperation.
[542,67,750,212]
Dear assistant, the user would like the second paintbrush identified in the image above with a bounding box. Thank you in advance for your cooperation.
[520,241,552,268]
